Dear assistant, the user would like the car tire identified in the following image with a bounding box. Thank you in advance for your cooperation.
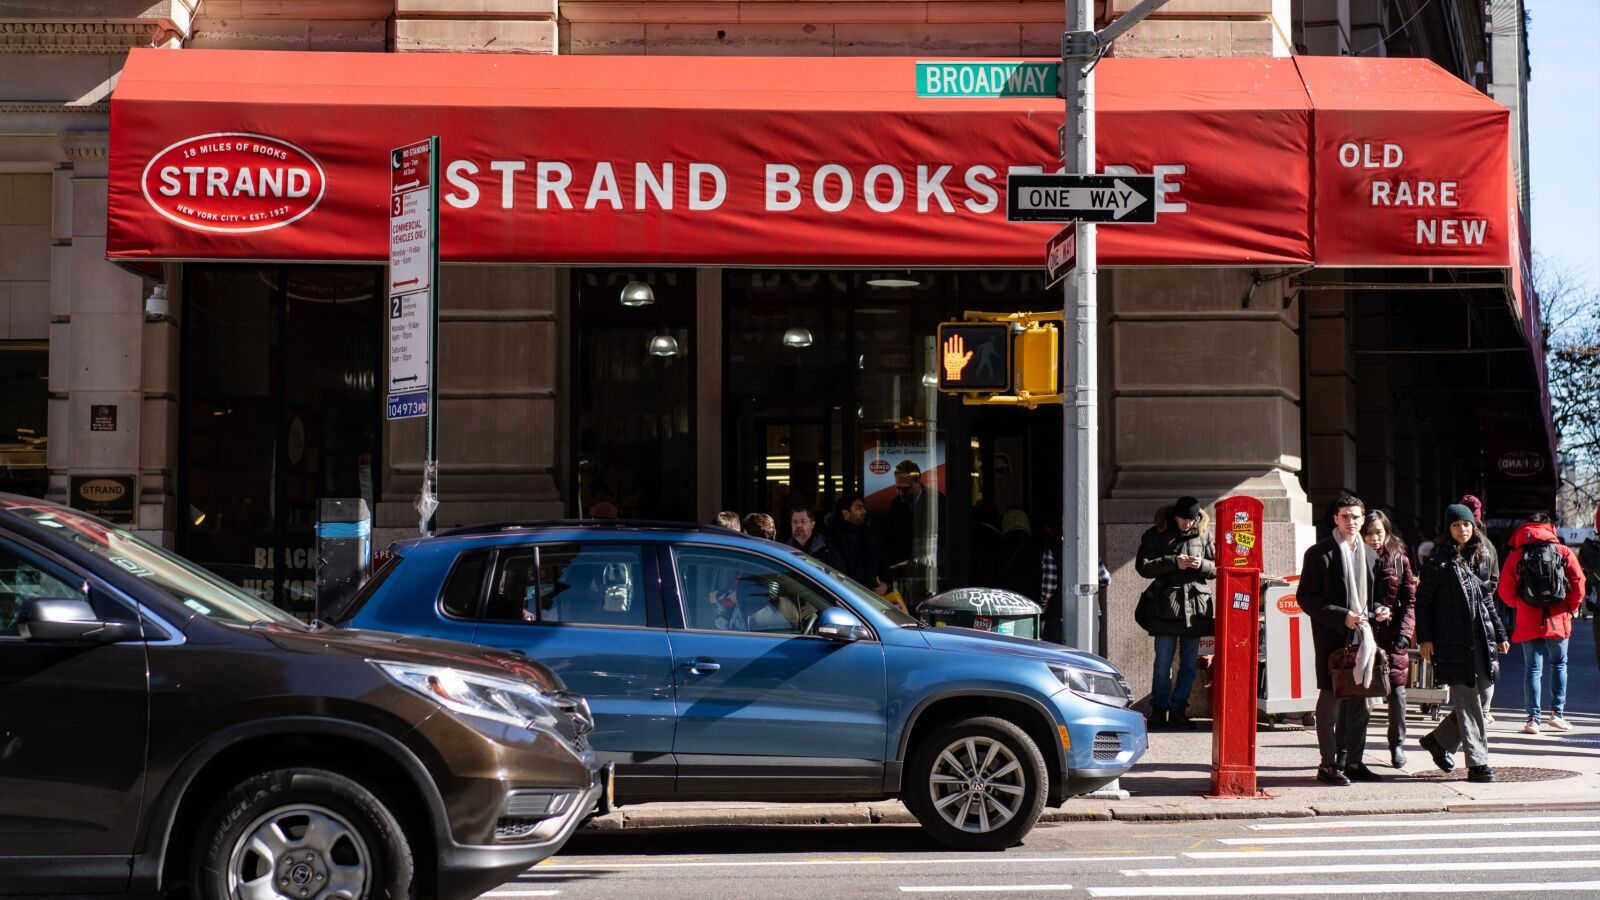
[903,715,1048,851]
[192,767,416,900]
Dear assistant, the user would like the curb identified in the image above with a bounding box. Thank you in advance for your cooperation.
[580,797,1584,831]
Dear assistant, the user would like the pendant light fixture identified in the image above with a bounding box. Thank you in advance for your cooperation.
[647,333,680,357]
[781,326,814,349]
[620,280,655,307]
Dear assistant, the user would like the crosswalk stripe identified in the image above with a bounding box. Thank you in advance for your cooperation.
[483,892,560,897]
[1122,859,1600,878]
[1187,842,1600,860]
[1247,815,1600,830]
[1218,828,1598,845]
[1086,880,1600,897]
[901,886,1073,893]
[526,855,1175,871]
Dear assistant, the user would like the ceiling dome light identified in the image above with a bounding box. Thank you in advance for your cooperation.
[865,273,922,288]
[647,334,680,357]
[620,281,656,307]
[781,326,814,349]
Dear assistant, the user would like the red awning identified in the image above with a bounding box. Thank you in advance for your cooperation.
[108,49,1512,269]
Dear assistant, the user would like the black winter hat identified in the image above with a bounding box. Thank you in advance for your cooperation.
[1173,496,1202,521]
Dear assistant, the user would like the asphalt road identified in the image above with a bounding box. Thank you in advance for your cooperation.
[487,810,1600,898]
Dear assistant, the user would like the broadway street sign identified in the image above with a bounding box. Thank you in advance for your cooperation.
[916,61,1058,98]
[1006,173,1157,224]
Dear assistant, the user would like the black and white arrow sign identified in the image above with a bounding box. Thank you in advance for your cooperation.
[1006,174,1157,224]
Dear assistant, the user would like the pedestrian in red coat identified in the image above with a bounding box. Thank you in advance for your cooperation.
[1497,513,1586,734]
[1362,510,1416,769]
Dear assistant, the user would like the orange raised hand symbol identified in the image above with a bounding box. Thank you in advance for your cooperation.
[942,334,974,382]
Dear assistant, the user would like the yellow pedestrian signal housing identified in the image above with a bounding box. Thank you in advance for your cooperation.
[935,312,1061,407]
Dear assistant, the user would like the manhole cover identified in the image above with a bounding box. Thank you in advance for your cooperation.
[1409,766,1577,783]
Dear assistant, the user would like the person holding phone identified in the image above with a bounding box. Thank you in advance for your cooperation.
[1134,496,1216,730]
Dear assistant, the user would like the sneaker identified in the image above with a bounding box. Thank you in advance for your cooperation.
[1485,713,1497,725]
[1547,716,1571,731]
[1316,764,1352,786]
[1522,718,1541,735]
[1467,765,1496,783]
[1420,732,1455,773]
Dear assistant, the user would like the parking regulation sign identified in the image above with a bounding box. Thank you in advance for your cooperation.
[388,139,436,420]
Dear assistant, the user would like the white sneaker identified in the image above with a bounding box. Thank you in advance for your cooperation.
[1485,713,1497,725]
[1548,716,1571,731]
[1521,718,1540,735]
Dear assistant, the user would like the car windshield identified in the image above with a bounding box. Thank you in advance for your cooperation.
[0,500,305,628]
[797,553,921,627]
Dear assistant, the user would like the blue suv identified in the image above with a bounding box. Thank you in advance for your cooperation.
[339,521,1146,849]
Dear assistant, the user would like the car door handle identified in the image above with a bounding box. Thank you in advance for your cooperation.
[682,657,721,675]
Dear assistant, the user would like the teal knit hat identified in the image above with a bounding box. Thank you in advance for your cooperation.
[1444,503,1475,526]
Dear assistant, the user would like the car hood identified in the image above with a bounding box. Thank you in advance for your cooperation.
[917,626,1122,674]
[256,624,568,694]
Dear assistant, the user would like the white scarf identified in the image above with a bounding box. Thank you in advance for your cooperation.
[1341,535,1378,686]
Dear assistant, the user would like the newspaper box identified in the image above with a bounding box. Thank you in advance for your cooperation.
[919,588,1042,638]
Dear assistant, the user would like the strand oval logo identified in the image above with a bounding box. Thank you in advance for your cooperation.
[141,132,325,233]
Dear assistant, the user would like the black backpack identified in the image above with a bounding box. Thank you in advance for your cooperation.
[1516,540,1570,608]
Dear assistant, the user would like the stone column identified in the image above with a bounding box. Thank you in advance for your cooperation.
[1101,267,1314,710]
[1354,292,1394,511]
[1303,287,1359,513]
[375,265,565,545]
[50,132,169,542]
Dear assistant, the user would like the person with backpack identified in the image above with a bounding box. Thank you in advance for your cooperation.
[1498,512,1587,734]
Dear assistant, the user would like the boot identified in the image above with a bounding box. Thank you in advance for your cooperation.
[1169,707,1195,731]
[1148,706,1169,730]
[1390,745,1408,769]
[1317,752,1352,786]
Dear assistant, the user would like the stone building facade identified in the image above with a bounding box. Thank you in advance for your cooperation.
[1,0,1549,704]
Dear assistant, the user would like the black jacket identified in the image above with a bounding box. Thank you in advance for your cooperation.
[1297,533,1384,691]
[829,519,888,591]
[1415,538,1507,686]
[1134,506,1216,638]
[994,530,1046,603]
[791,531,843,571]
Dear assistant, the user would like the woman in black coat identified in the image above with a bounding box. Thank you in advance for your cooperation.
[1416,503,1508,783]
[1134,497,1216,730]
[1362,510,1416,769]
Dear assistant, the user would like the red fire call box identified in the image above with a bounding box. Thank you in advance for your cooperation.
[1210,494,1267,798]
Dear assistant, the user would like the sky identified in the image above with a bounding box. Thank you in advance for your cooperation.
[1527,1,1600,295]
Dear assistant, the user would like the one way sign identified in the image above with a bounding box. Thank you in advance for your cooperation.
[1006,174,1157,224]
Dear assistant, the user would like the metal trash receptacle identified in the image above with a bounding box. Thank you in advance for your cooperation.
[919,588,1042,638]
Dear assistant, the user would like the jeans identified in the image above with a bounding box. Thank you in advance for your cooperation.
[1151,634,1200,711]
[1521,637,1570,721]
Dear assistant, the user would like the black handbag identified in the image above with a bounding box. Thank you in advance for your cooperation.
[1329,628,1391,699]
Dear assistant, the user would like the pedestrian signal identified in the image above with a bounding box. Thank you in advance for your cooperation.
[936,323,1012,393]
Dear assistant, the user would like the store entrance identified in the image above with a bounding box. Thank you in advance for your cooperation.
[177,265,382,613]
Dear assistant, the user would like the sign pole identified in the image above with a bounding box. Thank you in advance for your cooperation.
[423,135,441,535]
[1061,0,1098,652]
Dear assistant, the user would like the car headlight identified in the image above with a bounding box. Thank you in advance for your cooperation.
[1050,664,1132,708]
[375,661,557,729]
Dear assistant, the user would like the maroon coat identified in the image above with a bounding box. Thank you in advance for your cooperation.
[1370,546,1417,685]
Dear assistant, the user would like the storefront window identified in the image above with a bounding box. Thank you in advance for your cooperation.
[0,342,48,498]
[179,266,382,613]
[724,271,1062,604]
[572,269,695,519]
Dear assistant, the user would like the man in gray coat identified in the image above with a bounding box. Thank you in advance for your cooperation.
[1298,493,1390,786]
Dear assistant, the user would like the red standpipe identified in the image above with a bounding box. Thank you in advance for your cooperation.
[1210,494,1269,798]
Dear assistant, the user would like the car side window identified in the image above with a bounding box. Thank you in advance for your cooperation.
[0,541,88,637]
[482,544,648,628]
[671,547,833,636]
[439,551,490,619]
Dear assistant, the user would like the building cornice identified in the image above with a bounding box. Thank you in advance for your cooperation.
[0,19,176,54]
[61,131,110,161]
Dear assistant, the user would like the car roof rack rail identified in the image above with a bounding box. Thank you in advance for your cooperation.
[437,518,739,538]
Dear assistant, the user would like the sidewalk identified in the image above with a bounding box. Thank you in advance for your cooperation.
[583,708,1600,831]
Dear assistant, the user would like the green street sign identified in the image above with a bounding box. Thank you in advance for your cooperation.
[916,61,1058,98]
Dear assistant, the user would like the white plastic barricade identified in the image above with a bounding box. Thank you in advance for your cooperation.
[1262,577,1318,717]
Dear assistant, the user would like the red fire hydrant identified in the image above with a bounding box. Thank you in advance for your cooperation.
[1210,494,1269,798]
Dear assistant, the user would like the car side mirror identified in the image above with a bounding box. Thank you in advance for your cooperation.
[815,607,870,642]
[18,598,140,644]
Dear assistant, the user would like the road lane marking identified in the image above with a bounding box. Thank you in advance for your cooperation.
[1086,881,1600,897]
[526,855,1174,871]
[1122,859,1600,877]
[484,892,560,898]
[901,885,1073,893]
[1246,815,1600,830]
[1217,828,1599,845]
[1187,842,1600,859]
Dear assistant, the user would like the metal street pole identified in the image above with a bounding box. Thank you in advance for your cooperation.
[1060,0,1098,652]
[1060,0,1169,651]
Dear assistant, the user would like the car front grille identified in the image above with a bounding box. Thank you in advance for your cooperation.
[494,817,544,841]
[1093,731,1122,761]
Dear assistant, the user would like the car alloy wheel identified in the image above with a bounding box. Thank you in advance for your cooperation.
[227,803,370,900]
[927,735,1027,833]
